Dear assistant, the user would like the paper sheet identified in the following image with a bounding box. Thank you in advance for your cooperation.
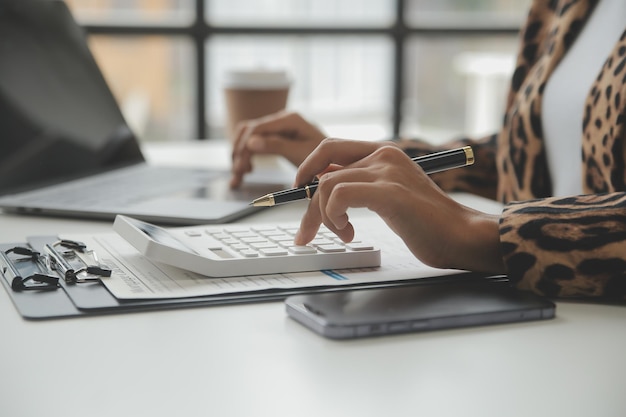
[63,216,464,300]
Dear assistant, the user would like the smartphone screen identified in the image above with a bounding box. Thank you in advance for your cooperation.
[285,279,555,339]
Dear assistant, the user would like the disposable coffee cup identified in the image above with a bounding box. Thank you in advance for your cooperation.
[223,69,291,142]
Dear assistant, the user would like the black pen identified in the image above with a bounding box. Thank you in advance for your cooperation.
[250,145,474,207]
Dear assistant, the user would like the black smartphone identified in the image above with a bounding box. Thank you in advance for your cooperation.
[285,279,555,339]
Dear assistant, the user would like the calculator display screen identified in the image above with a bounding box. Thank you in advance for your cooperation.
[133,219,192,252]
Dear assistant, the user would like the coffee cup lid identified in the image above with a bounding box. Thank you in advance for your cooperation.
[223,69,291,89]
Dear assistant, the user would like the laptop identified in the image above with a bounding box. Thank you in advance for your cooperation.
[0,0,292,225]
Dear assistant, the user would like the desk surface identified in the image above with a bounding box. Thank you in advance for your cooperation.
[1,142,625,417]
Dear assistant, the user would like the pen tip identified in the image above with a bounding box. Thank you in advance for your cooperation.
[250,194,274,207]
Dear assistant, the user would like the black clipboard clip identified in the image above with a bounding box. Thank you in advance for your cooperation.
[44,239,112,284]
[0,247,59,291]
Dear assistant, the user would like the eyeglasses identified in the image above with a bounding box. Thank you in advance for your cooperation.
[1,240,112,292]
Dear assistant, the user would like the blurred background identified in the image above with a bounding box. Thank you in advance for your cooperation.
[64,0,531,144]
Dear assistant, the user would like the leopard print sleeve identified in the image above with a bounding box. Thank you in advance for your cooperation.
[500,192,626,300]
[399,133,499,201]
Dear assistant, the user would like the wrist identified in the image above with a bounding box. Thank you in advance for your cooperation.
[457,210,506,274]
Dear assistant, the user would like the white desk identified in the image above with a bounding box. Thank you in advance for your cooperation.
[1,142,625,417]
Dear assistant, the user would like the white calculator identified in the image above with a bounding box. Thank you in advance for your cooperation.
[113,215,381,277]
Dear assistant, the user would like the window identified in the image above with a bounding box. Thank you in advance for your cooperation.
[65,0,531,143]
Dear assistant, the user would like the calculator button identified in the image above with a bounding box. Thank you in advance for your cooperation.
[211,233,230,240]
[288,246,317,255]
[222,227,247,232]
[240,249,259,257]
[230,243,251,251]
[259,248,289,256]
[241,237,267,244]
[201,237,224,251]
[259,230,283,237]
[251,226,277,232]
[311,238,334,246]
[230,231,259,238]
[345,242,374,251]
[269,234,293,242]
[250,242,278,250]
[317,244,346,253]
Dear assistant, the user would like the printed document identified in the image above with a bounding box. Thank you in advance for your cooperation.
[62,216,465,300]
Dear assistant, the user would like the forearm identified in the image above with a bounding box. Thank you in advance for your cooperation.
[499,192,626,299]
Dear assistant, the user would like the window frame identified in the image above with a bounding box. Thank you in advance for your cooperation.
[81,0,521,140]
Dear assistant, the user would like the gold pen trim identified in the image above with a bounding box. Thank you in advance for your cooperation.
[304,185,313,200]
[463,146,475,166]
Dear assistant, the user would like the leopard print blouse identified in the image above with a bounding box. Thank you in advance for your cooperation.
[403,0,626,299]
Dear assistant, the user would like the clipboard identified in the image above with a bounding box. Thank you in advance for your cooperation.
[1,236,477,320]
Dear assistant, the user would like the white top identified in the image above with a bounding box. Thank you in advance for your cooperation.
[542,0,626,197]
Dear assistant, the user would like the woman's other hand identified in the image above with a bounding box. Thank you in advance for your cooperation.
[230,111,326,188]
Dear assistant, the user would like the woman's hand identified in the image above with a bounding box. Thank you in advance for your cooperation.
[230,111,326,188]
[293,138,506,274]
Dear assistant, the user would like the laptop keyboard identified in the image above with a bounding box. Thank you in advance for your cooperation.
[7,165,221,208]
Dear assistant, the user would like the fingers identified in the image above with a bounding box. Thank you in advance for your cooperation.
[294,138,388,186]
[295,168,377,245]
[294,195,323,245]
[249,112,325,166]
[294,145,416,245]
[230,117,284,189]
[230,112,325,188]
[294,192,356,245]
[291,141,498,274]
[230,122,255,188]
[247,111,301,135]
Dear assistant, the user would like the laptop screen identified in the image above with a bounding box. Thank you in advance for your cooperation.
[0,0,144,194]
